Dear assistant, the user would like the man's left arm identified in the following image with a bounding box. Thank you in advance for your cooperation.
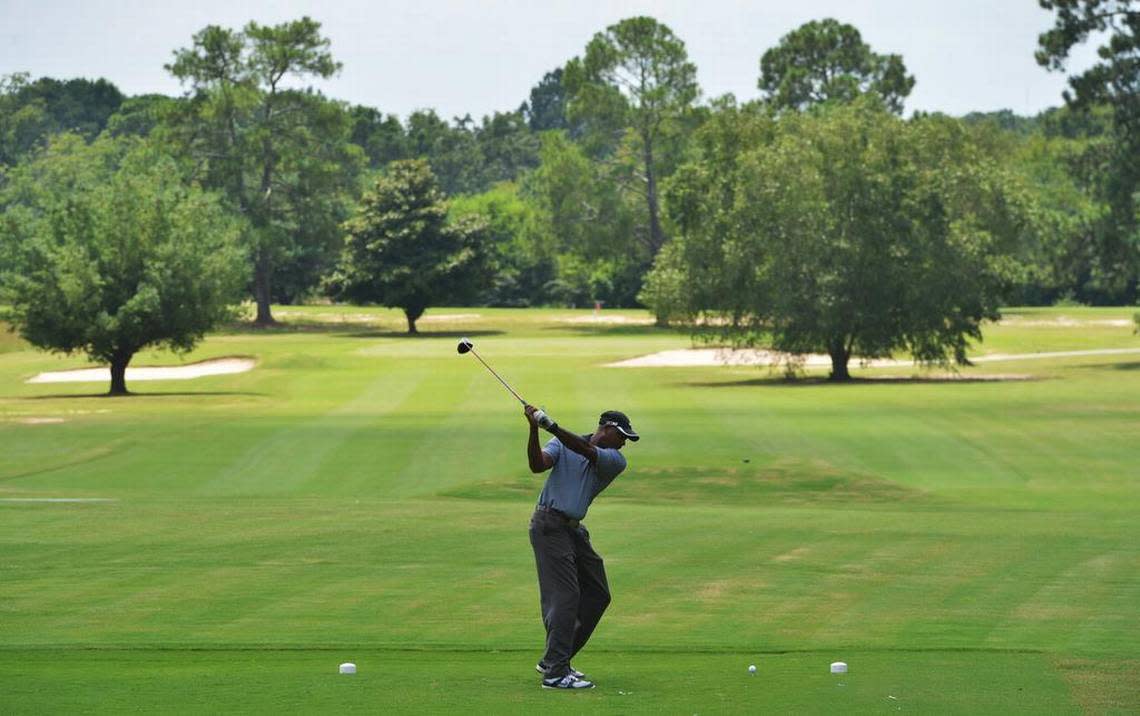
[543,423,598,464]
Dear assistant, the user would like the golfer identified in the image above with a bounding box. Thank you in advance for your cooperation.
[523,404,639,690]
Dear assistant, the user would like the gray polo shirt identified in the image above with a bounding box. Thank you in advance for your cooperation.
[536,436,627,520]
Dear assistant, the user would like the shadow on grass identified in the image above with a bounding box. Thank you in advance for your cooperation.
[443,461,945,508]
[21,391,267,400]
[547,324,676,337]
[217,319,506,340]
[1057,360,1140,374]
[547,324,721,338]
[682,374,1042,388]
[341,329,505,340]
[219,321,386,335]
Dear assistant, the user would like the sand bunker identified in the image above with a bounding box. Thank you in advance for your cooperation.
[998,316,1131,327]
[607,347,1140,368]
[26,357,255,384]
[558,315,656,325]
[607,349,907,368]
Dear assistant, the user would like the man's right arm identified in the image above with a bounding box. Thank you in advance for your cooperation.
[525,405,554,473]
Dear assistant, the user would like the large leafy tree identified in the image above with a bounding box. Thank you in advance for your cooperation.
[327,160,491,333]
[450,182,553,307]
[522,68,570,132]
[475,110,541,189]
[639,96,775,324]
[965,112,1102,304]
[759,18,915,114]
[348,104,409,168]
[105,94,178,138]
[0,74,125,165]
[349,108,538,197]
[165,17,363,323]
[0,74,51,167]
[405,109,484,195]
[13,76,125,136]
[522,132,642,307]
[1037,0,1140,302]
[0,135,245,394]
[564,16,699,256]
[662,98,1034,380]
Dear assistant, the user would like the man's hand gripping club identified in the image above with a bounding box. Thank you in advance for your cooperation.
[525,404,557,431]
[524,404,598,469]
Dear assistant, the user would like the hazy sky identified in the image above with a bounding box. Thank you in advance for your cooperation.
[1,0,1100,121]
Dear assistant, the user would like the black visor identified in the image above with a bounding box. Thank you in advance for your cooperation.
[599,410,639,441]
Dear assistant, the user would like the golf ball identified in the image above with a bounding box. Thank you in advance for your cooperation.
[748,664,757,674]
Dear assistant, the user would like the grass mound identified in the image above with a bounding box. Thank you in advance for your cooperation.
[444,459,931,508]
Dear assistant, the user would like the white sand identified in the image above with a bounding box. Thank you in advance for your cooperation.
[27,357,255,383]
[558,315,656,325]
[607,347,1140,368]
[606,349,908,368]
[997,316,1131,327]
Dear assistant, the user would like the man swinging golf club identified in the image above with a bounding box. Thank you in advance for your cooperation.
[524,403,639,690]
[454,338,639,689]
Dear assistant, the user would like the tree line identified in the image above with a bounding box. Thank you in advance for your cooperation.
[1,3,1137,391]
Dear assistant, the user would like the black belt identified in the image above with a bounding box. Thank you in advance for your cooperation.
[535,504,580,526]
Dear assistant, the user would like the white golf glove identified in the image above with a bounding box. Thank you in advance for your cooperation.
[533,409,557,431]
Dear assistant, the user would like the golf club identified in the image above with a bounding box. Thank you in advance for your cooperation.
[457,337,527,406]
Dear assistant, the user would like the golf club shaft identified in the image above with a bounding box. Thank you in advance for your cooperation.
[469,348,527,405]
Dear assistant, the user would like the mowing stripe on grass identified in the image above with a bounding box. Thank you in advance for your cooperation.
[0,497,118,503]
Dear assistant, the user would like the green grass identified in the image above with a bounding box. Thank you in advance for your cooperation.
[0,650,1086,714]
[1,305,1138,713]
[0,320,28,354]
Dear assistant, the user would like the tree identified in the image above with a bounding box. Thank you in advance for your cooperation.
[105,94,178,138]
[564,16,699,257]
[165,17,363,324]
[962,109,1043,135]
[759,18,915,114]
[995,120,1102,304]
[646,96,777,322]
[13,76,125,136]
[404,109,485,195]
[664,99,1034,380]
[0,74,126,167]
[0,135,245,394]
[636,240,690,325]
[522,68,570,132]
[450,182,553,307]
[327,160,491,333]
[348,104,409,168]
[522,132,643,307]
[1,73,53,167]
[1037,0,1140,302]
[475,110,541,188]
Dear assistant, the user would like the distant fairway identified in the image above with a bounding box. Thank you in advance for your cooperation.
[1,307,1137,713]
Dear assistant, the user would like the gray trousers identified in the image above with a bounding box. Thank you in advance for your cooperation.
[529,508,611,678]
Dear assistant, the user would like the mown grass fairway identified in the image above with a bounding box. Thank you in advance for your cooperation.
[2,307,1138,714]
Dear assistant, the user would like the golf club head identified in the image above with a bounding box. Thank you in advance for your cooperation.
[457,338,473,354]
